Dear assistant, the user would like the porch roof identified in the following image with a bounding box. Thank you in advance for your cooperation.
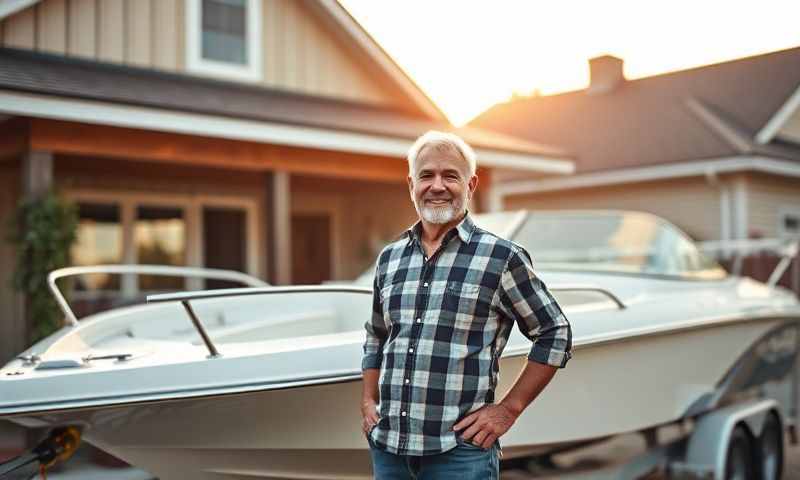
[0,47,573,174]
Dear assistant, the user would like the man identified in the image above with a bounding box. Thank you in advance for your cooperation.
[361,131,572,479]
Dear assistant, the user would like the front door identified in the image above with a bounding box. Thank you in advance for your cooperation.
[291,214,332,284]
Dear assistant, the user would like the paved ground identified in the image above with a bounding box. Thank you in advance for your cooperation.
[500,431,800,479]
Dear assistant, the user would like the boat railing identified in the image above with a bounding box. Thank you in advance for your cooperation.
[48,265,270,327]
[147,286,374,358]
[145,284,620,358]
[549,284,626,310]
[699,238,799,288]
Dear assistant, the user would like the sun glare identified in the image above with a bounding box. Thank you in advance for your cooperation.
[340,0,800,126]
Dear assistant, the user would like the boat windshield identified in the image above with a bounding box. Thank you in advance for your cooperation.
[497,211,726,279]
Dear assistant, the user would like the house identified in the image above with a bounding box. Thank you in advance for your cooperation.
[0,0,573,362]
[471,48,800,246]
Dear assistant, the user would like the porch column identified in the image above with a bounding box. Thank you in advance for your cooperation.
[22,150,53,200]
[731,176,749,240]
[475,168,503,213]
[270,170,292,285]
[1,151,53,362]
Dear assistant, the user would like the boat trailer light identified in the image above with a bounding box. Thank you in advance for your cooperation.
[0,427,81,478]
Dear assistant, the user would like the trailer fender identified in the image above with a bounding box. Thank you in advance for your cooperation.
[680,398,781,480]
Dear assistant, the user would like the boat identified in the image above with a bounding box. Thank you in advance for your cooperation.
[1,210,798,479]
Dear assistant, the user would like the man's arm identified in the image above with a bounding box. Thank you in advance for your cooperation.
[360,265,387,437]
[454,248,571,449]
[361,368,380,436]
[453,361,556,449]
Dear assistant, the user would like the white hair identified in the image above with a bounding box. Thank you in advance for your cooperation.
[407,131,477,177]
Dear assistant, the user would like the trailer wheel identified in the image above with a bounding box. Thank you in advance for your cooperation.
[757,414,783,480]
[725,426,755,480]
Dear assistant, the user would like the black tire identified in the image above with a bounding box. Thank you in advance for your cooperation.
[726,426,756,480]
[757,414,783,480]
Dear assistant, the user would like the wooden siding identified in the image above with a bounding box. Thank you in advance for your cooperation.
[0,162,24,364]
[291,175,414,280]
[1,0,397,105]
[68,0,96,58]
[504,177,722,241]
[97,0,125,62]
[746,173,800,238]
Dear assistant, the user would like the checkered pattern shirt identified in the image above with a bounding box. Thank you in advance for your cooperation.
[362,214,572,456]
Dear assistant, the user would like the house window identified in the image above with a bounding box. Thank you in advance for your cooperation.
[136,206,187,290]
[780,210,800,238]
[67,193,260,316]
[186,0,262,81]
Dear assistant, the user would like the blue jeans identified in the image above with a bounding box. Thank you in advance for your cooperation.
[368,438,499,480]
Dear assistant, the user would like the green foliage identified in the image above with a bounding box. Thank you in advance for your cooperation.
[7,191,78,342]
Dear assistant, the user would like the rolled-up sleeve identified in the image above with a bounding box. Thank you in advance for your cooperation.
[362,265,388,370]
[498,247,572,368]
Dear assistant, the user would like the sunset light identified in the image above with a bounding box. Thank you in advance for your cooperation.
[340,0,800,126]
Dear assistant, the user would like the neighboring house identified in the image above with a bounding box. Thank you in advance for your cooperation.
[0,0,572,362]
[471,48,800,245]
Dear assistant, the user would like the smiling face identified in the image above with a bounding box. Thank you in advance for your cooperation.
[408,145,478,225]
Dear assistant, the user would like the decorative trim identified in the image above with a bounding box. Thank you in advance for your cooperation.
[756,85,800,144]
[495,155,800,196]
[185,0,262,82]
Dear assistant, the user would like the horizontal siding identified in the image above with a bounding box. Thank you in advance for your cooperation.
[505,177,722,241]
[1,0,397,106]
[746,173,800,237]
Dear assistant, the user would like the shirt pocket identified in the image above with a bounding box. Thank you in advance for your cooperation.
[379,282,404,325]
[442,281,488,330]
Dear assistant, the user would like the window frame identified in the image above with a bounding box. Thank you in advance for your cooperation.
[67,189,261,296]
[185,0,263,82]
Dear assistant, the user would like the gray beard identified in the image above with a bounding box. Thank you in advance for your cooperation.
[420,205,457,224]
[414,197,465,225]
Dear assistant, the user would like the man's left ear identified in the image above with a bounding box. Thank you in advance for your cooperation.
[468,174,479,197]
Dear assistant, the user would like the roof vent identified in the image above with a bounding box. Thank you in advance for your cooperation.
[588,55,625,94]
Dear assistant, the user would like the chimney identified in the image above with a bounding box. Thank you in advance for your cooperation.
[588,55,625,94]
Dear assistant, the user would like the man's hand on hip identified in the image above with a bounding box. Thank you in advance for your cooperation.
[452,403,517,449]
[361,398,380,438]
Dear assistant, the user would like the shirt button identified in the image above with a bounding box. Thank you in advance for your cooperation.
[401,411,407,417]
[423,282,429,287]
[408,347,414,353]
[416,318,421,324]
[405,378,410,384]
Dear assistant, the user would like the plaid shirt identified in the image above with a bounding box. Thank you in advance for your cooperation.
[362,214,572,456]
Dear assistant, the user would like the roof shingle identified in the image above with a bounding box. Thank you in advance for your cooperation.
[471,47,800,172]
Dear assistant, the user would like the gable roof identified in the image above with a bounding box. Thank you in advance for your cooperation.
[0,47,572,173]
[308,0,446,122]
[471,46,800,174]
[0,0,447,122]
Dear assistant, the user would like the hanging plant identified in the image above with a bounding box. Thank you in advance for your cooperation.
[7,190,78,343]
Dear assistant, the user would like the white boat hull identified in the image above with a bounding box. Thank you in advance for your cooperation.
[9,316,795,480]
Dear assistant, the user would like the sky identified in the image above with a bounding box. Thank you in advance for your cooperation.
[339,0,800,126]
